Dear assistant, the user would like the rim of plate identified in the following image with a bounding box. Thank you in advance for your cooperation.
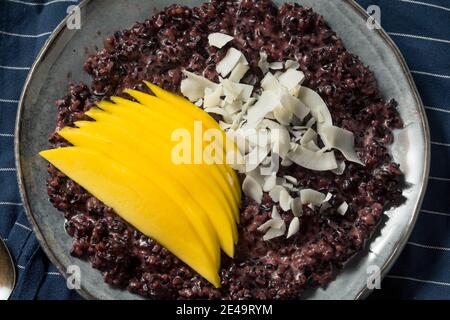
[14,0,430,300]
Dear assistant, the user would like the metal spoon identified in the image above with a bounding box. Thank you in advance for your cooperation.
[0,239,15,300]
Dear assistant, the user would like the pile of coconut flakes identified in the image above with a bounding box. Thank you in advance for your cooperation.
[180,33,364,241]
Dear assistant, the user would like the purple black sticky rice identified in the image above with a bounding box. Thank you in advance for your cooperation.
[46,0,403,299]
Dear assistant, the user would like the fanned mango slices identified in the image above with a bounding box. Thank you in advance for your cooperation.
[39,84,242,288]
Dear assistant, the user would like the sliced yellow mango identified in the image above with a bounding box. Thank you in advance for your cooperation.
[75,114,239,246]
[98,98,240,220]
[93,99,239,224]
[58,124,234,258]
[76,111,239,246]
[40,147,221,287]
[92,100,239,221]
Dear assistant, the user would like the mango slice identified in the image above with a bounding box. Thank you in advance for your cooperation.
[40,147,221,287]
[40,84,242,287]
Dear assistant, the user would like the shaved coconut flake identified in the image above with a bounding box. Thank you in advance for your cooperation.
[284,175,298,185]
[223,113,235,124]
[219,121,232,130]
[320,126,364,165]
[245,128,270,147]
[263,223,286,241]
[229,63,250,82]
[258,218,284,232]
[224,101,242,115]
[337,202,349,216]
[291,129,305,139]
[258,51,269,74]
[302,140,320,152]
[317,111,324,123]
[323,193,333,203]
[222,79,242,103]
[239,54,249,66]
[195,99,203,107]
[282,182,294,190]
[227,130,249,154]
[265,112,276,120]
[276,177,287,186]
[269,62,284,70]
[204,107,229,117]
[280,90,310,121]
[332,160,346,175]
[244,144,270,173]
[291,197,303,217]
[204,85,223,108]
[242,97,256,111]
[246,91,279,125]
[269,185,287,203]
[234,83,254,101]
[261,120,292,154]
[300,189,327,206]
[287,145,338,171]
[261,72,281,92]
[319,192,333,214]
[281,158,293,167]
[285,60,300,70]
[278,69,305,91]
[273,70,282,78]
[262,121,291,157]
[242,175,263,204]
[231,112,245,130]
[208,33,234,48]
[279,189,293,211]
[287,217,300,238]
[308,203,315,210]
[257,219,275,231]
[290,142,299,151]
[247,168,265,186]
[290,84,301,97]
[224,103,242,116]
[272,219,285,229]
[306,117,317,128]
[217,48,243,77]
[273,105,293,125]
[261,156,272,166]
[318,146,329,154]
[300,128,317,145]
[299,86,332,133]
[271,206,282,220]
[181,70,218,102]
[263,174,277,192]
[272,128,291,157]
[261,118,280,130]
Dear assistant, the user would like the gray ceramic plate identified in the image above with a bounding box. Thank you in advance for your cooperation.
[15,0,430,300]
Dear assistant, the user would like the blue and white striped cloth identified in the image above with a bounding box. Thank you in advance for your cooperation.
[0,0,449,300]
